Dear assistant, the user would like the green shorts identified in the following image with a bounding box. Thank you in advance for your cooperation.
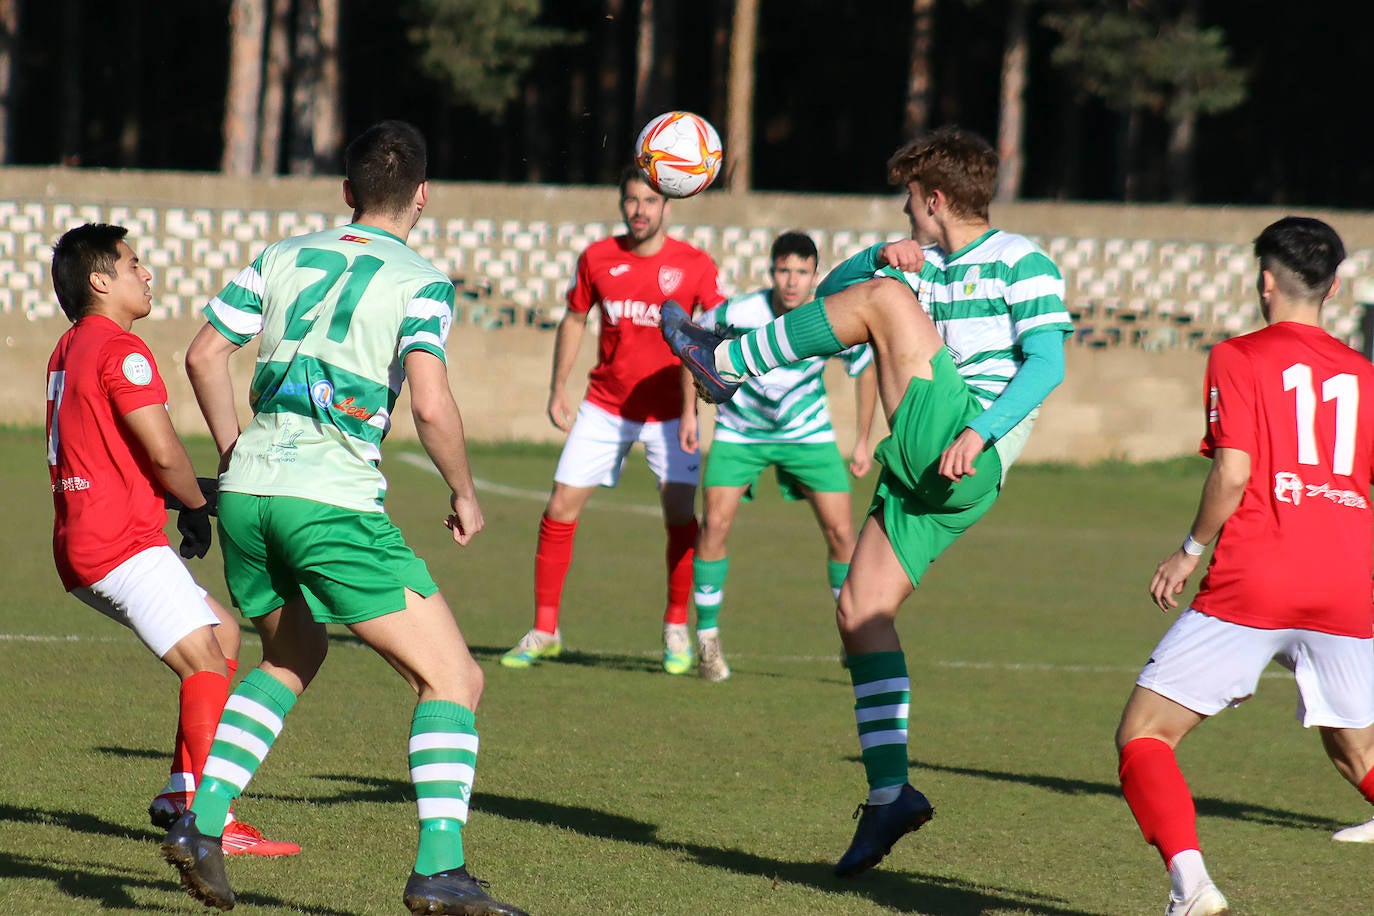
[869,348,1003,587]
[217,492,438,625]
[703,439,850,502]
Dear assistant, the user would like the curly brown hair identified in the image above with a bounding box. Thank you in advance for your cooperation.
[886,127,998,221]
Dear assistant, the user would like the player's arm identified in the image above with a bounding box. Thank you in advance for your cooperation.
[851,364,877,477]
[406,350,484,546]
[121,404,215,559]
[547,309,587,431]
[185,322,245,470]
[940,328,1067,482]
[1149,446,1249,612]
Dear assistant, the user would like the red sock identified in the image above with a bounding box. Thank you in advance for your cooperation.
[664,519,698,626]
[225,657,238,680]
[1358,767,1374,805]
[1119,737,1200,865]
[174,670,231,780]
[533,514,577,633]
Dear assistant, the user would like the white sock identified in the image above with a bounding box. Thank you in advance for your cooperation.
[712,343,745,381]
[1168,849,1211,899]
[867,785,903,806]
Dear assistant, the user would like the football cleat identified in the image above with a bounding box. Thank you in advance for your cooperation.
[500,628,563,669]
[149,790,192,829]
[220,819,301,857]
[663,623,693,675]
[834,783,935,878]
[161,811,235,911]
[1332,816,1374,842]
[1165,881,1230,916]
[696,630,730,682]
[660,301,742,404]
[403,866,529,915]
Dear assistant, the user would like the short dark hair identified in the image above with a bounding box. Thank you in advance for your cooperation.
[619,164,663,199]
[51,223,128,321]
[771,231,818,264]
[886,126,998,221]
[344,120,428,216]
[1254,217,1346,302]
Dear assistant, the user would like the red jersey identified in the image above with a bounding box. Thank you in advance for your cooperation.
[46,315,171,590]
[1192,321,1374,637]
[567,235,723,422]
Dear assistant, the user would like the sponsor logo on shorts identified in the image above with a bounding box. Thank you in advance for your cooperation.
[122,353,154,385]
[1274,471,1369,509]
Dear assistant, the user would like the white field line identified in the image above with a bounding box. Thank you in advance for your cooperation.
[0,631,1295,678]
[396,452,661,517]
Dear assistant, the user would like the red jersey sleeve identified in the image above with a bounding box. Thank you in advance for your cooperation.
[101,336,169,417]
[1200,342,1255,459]
[689,252,725,312]
[566,249,595,314]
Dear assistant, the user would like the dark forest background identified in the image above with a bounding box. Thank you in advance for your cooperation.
[3,0,1370,207]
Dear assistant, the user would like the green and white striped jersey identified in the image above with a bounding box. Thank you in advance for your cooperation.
[205,223,455,512]
[879,229,1070,407]
[702,290,871,444]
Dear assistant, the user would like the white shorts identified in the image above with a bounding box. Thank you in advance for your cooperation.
[1137,608,1374,728]
[554,400,700,488]
[71,545,219,659]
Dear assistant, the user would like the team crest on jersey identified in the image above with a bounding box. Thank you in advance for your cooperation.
[961,266,980,297]
[659,266,684,296]
[122,353,153,385]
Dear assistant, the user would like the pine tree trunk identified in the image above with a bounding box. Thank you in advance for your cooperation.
[0,0,20,165]
[994,0,1028,202]
[222,0,266,176]
[596,0,624,182]
[289,0,320,176]
[903,0,935,139]
[312,0,343,173]
[725,0,758,192]
[257,0,290,176]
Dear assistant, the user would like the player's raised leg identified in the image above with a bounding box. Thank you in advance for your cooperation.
[832,514,934,878]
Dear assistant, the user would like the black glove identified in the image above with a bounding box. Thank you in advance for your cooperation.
[165,477,219,515]
[177,504,214,559]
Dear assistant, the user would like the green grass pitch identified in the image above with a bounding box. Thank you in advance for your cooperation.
[1,426,1369,914]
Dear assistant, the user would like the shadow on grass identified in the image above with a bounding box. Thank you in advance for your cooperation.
[0,822,357,914]
[94,744,166,760]
[895,759,1340,832]
[474,792,1099,915]
[469,643,665,674]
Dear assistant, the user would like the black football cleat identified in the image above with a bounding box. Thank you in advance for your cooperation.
[403,866,529,915]
[160,811,236,910]
[660,300,742,404]
[834,783,935,878]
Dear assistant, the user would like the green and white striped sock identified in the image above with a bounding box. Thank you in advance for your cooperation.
[693,556,728,632]
[848,651,910,806]
[720,297,843,378]
[191,668,298,837]
[410,700,479,876]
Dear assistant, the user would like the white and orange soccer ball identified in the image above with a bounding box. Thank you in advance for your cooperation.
[634,111,723,199]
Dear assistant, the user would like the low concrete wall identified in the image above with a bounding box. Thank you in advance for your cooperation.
[6,313,1206,464]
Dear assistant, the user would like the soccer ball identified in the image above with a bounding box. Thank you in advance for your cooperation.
[634,111,723,199]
